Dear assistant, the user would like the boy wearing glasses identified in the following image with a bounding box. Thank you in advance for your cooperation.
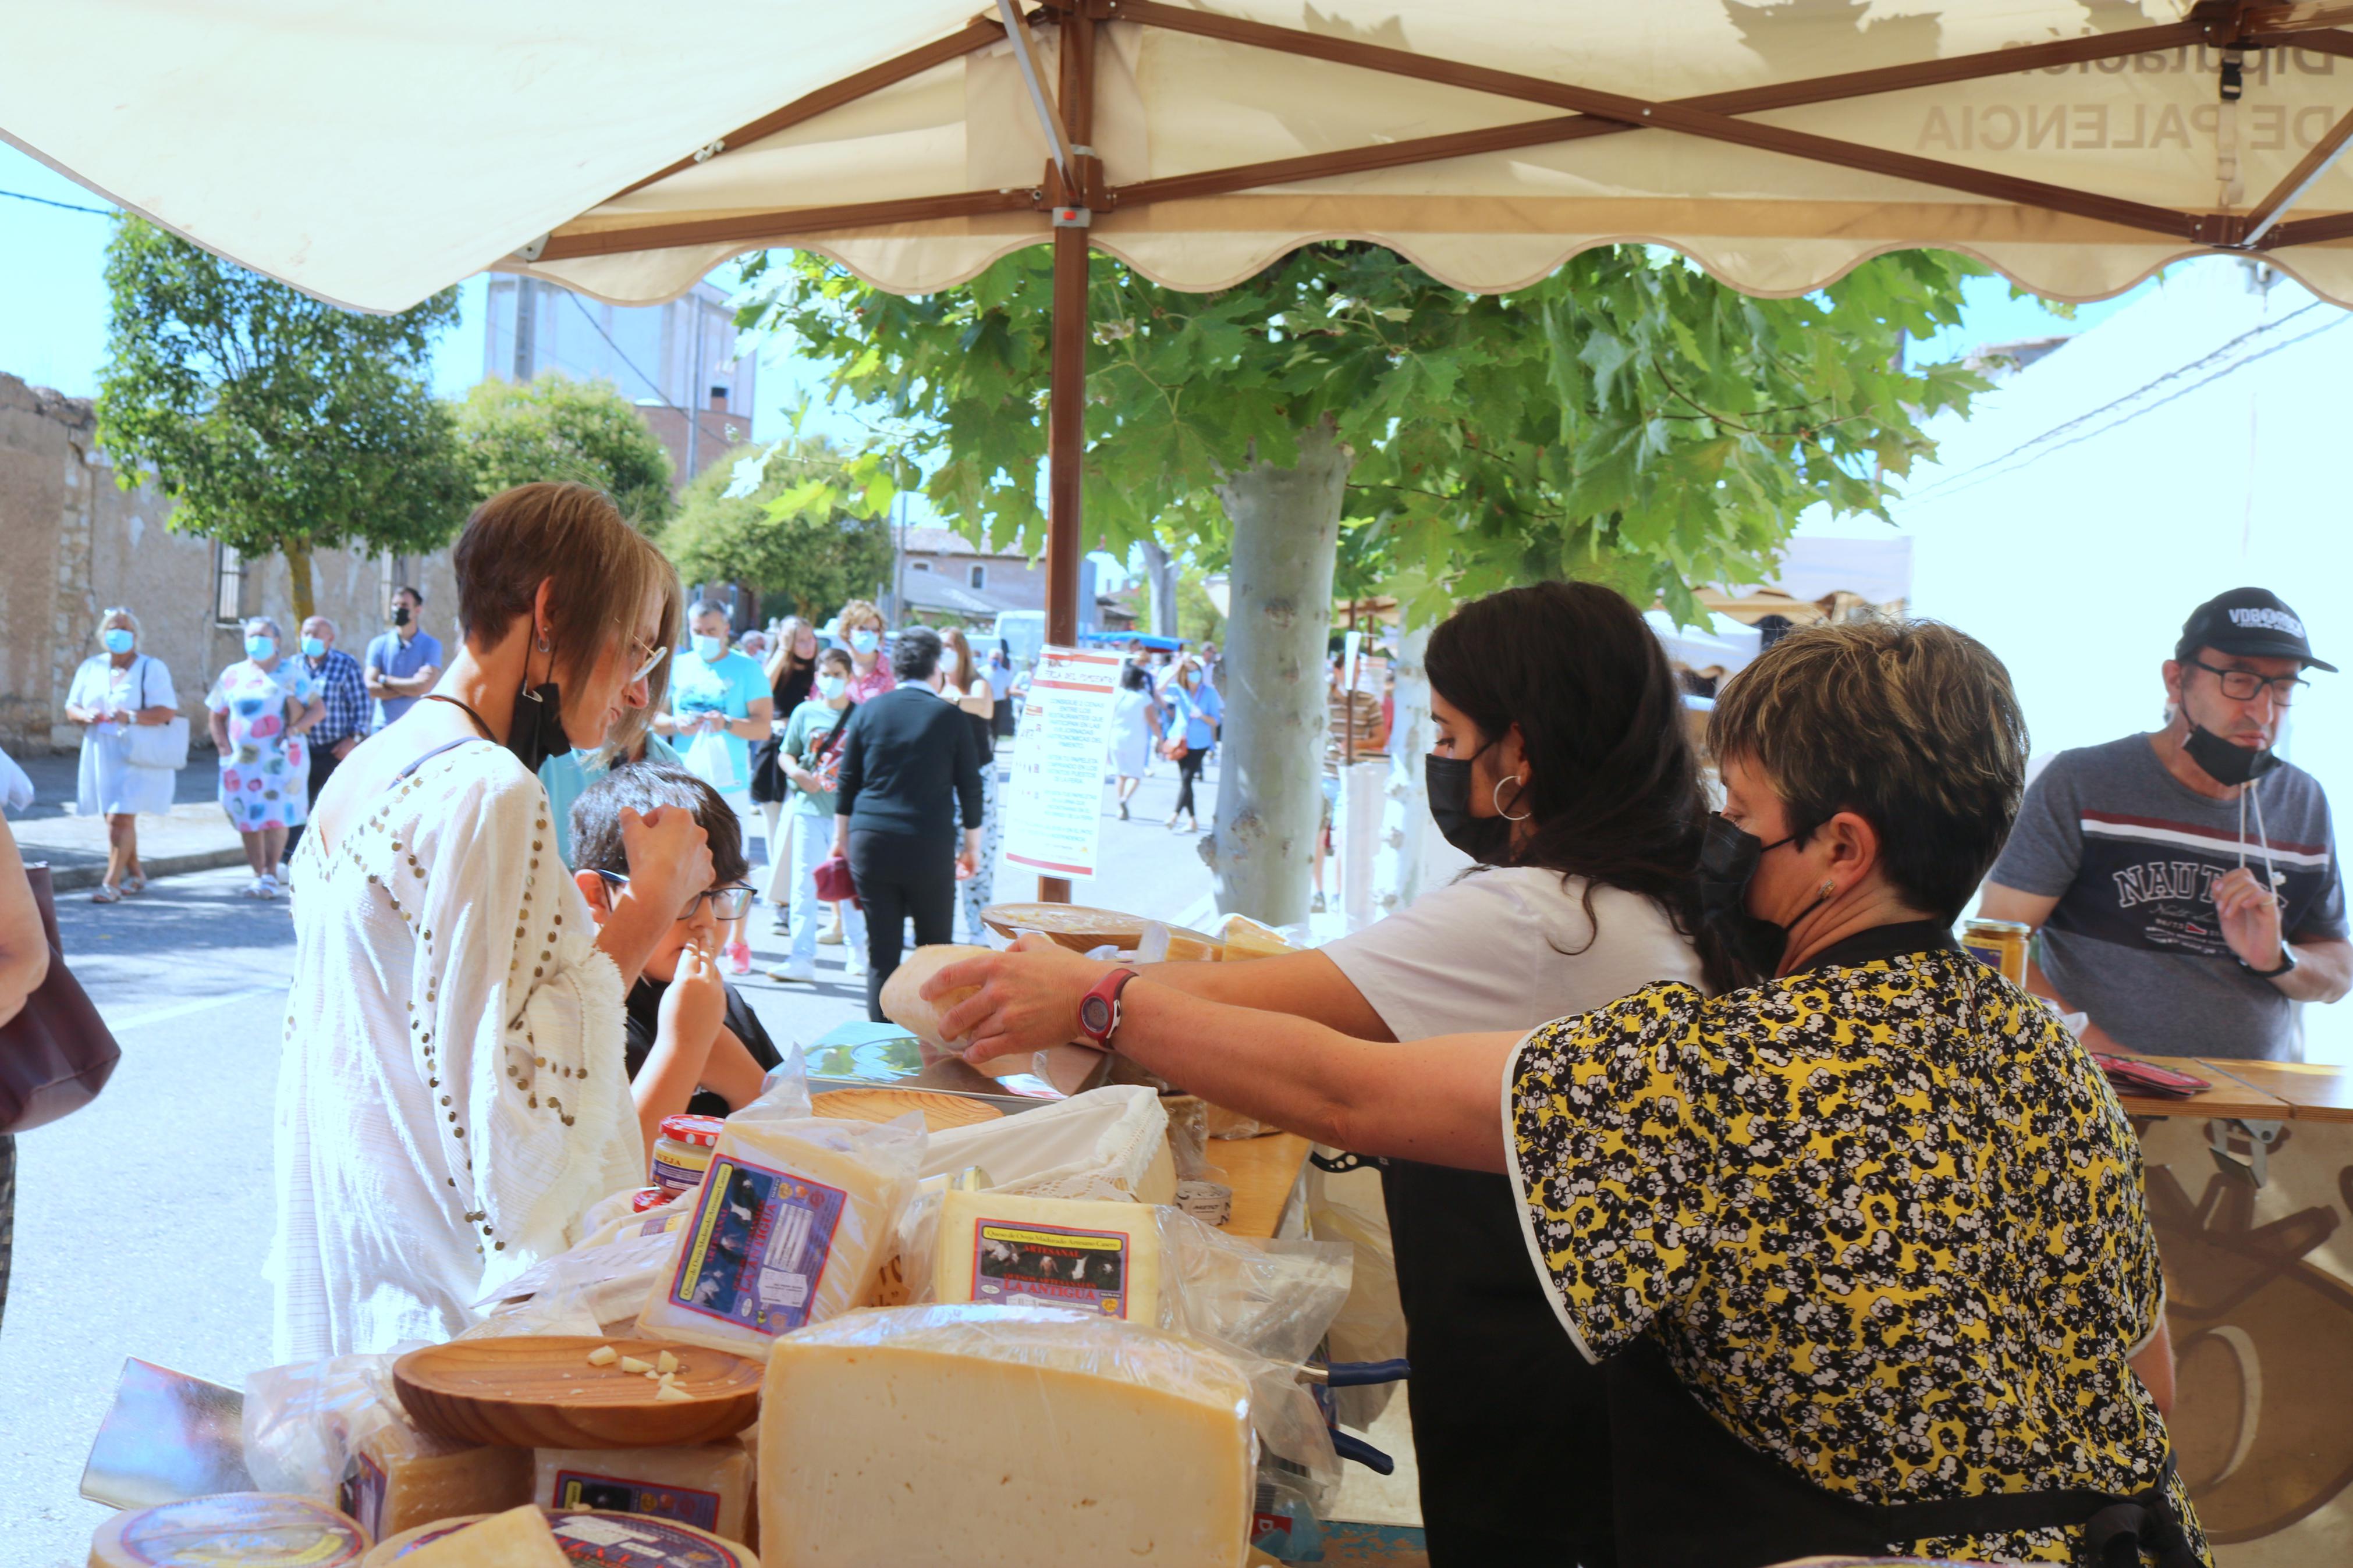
[1983,588,2352,1061]
[570,763,782,1151]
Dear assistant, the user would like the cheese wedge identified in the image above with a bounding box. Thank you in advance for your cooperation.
[341,1419,531,1544]
[760,1306,1252,1567]
[387,1503,566,1567]
[534,1442,753,1545]
[636,1116,921,1357]
[364,1509,760,1566]
[932,1189,1164,1322]
[877,943,989,1050]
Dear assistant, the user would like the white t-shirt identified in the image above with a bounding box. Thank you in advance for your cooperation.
[1322,866,1703,1041]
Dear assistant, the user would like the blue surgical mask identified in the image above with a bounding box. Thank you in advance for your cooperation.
[245,635,276,661]
[692,633,727,663]
[816,674,849,701]
[850,629,879,655]
[300,635,328,660]
[101,628,134,655]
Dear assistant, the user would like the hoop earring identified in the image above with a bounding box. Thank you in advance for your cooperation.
[1493,775,1532,823]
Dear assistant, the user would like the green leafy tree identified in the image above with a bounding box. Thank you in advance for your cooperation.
[452,374,677,529]
[661,434,895,621]
[95,218,468,621]
[743,242,1982,919]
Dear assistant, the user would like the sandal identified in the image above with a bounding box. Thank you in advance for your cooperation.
[120,874,147,895]
[91,884,123,904]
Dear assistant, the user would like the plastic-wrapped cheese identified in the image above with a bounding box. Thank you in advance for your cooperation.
[933,1188,1165,1321]
[760,1305,1253,1567]
[91,1494,369,1567]
[877,943,988,1050]
[365,1509,758,1566]
[533,1440,754,1545]
[636,1115,922,1357]
[340,1418,531,1544]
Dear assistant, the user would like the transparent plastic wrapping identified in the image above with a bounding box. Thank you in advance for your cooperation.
[473,1224,688,1337]
[759,1304,1257,1568]
[242,1353,407,1503]
[921,1084,1172,1201]
[635,1113,925,1356]
[725,1047,814,1123]
[1306,1165,1407,1430]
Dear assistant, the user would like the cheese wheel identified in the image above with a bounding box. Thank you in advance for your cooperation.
[876,943,989,1050]
[92,1493,369,1568]
[365,1510,758,1567]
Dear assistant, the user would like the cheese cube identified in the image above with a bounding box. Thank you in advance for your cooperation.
[534,1442,754,1545]
[637,1117,920,1357]
[398,1503,567,1567]
[760,1306,1252,1567]
[932,1189,1164,1321]
[341,1419,531,1542]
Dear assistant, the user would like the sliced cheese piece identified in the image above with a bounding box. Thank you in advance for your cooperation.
[534,1442,754,1545]
[93,1493,368,1567]
[761,1306,1252,1567]
[617,1355,654,1374]
[655,1351,678,1374]
[367,1510,761,1565]
[933,1189,1164,1322]
[637,1117,921,1357]
[1216,913,1295,961]
[341,1418,531,1544]
[584,1345,617,1367]
[396,1505,566,1567]
[876,943,989,1050]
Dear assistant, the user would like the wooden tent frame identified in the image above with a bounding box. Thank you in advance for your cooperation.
[536,0,2353,898]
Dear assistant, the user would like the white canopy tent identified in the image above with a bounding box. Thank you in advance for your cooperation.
[1645,607,1763,676]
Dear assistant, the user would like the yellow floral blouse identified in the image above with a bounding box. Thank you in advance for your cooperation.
[1505,936,2209,1565]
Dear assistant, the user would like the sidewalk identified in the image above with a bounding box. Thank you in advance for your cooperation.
[5,747,246,891]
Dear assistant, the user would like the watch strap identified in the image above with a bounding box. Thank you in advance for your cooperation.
[1078,967,1140,1046]
[2242,944,2298,979]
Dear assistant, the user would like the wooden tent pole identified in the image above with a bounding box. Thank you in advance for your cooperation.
[1039,5,1096,905]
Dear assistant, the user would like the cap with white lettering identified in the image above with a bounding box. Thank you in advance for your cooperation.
[2177,586,2336,673]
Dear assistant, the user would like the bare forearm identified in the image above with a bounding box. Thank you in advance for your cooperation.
[208,716,230,751]
[592,891,676,991]
[1137,948,1393,1040]
[1108,979,1514,1169]
[2274,940,2353,1003]
[633,1026,714,1155]
[0,819,49,1027]
[702,1025,771,1110]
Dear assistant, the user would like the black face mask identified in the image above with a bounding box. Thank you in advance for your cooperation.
[505,643,575,776]
[1425,751,1516,865]
[392,605,411,628]
[1695,812,1824,979]
[2183,722,2281,788]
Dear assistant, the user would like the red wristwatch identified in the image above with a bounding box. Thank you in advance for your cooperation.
[1078,968,1141,1048]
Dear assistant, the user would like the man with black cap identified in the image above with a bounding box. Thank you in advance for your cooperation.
[1982,588,2351,1061]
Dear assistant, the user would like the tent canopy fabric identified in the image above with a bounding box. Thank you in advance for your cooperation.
[1645,607,1763,675]
[14,2,2353,313]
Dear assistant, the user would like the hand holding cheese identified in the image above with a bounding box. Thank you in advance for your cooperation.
[917,934,1115,1066]
[876,943,991,1050]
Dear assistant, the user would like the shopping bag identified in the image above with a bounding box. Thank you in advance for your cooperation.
[680,724,741,792]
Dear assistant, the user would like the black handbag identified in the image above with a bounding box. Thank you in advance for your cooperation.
[0,863,122,1135]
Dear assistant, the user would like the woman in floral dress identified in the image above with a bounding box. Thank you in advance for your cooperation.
[207,616,324,898]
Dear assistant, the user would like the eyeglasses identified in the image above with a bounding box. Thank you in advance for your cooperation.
[629,638,670,685]
[2190,659,2308,707]
[594,871,754,921]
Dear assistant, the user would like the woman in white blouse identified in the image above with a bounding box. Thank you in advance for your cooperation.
[62,607,182,902]
[274,483,712,1359]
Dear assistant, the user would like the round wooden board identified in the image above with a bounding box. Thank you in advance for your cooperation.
[980,902,1220,958]
[812,1086,1005,1130]
[392,1336,760,1449]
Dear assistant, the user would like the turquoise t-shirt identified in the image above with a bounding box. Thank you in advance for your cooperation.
[539,733,683,869]
[669,647,769,790]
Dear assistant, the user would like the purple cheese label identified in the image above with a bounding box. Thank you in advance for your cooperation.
[666,1154,849,1335]
[338,1448,389,1538]
[970,1219,1133,1317]
[551,1469,723,1531]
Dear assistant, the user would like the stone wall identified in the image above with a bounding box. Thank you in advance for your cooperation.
[0,373,459,755]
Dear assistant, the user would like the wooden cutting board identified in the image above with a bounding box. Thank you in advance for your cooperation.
[393,1336,760,1449]
[811,1086,1006,1131]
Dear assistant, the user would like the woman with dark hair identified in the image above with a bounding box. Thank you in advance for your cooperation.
[913,581,1731,1567]
[1105,661,1163,820]
[929,617,2206,1568]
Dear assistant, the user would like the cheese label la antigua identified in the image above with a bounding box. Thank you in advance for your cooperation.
[667,1156,848,1335]
[971,1220,1133,1317]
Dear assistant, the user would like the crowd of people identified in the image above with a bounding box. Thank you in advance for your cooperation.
[54,472,2350,1565]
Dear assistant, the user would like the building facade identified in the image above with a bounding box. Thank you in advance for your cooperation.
[0,374,458,754]
[482,276,757,489]
[896,526,1045,615]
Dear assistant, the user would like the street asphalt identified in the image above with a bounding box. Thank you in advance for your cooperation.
[0,748,1220,1562]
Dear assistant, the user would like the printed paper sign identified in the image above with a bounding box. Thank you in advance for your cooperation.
[1003,645,1124,881]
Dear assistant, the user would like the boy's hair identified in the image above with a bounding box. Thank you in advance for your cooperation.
[817,646,853,675]
[571,761,748,886]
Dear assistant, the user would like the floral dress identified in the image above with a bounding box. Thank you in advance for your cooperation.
[207,659,318,831]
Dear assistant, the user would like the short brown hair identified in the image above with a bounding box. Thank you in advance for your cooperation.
[452,482,677,697]
[1709,617,2028,920]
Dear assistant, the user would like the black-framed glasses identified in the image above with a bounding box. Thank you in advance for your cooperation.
[595,870,754,921]
[2190,659,2308,707]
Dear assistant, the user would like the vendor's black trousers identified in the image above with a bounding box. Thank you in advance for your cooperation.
[1173,747,1207,819]
[848,829,956,1022]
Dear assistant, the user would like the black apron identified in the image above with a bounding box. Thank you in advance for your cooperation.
[1384,1159,1616,1567]
[1600,920,2200,1568]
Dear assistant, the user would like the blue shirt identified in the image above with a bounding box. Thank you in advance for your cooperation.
[1169,680,1222,749]
[365,628,443,728]
[540,733,683,869]
[669,648,769,792]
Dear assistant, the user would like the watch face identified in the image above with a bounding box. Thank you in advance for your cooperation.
[1080,994,1112,1036]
